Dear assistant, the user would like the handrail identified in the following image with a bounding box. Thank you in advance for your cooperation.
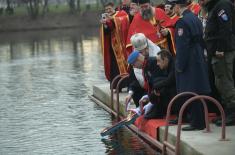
[116,74,129,120]
[175,95,227,155]
[162,92,210,155]
[110,73,128,110]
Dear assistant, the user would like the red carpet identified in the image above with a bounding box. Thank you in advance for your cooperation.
[134,113,217,139]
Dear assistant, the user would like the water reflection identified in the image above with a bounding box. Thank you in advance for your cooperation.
[0,28,156,155]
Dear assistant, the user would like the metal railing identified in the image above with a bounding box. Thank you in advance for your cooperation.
[110,73,129,120]
[162,93,227,155]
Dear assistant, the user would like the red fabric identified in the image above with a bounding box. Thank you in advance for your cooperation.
[101,11,130,81]
[101,27,111,81]
[208,113,217,122]
[134,113,217,139]
[164,14,179,55]
[142,59,149,92]
[126,7,169,56]
[188,1,201,16]
[164,14,179,29]
[134,115,176,139]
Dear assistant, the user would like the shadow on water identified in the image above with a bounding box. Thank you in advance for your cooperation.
[0,28,158,154]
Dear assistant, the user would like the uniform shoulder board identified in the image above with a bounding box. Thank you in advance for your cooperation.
[218,9,228,22]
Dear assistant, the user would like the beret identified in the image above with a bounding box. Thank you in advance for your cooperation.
[128,51,140,64]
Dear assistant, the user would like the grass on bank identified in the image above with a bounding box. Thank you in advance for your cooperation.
[1,4,103,18]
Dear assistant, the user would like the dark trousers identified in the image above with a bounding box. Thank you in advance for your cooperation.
[207,59,222,114]
[132,87,146,107]
[144,89,175,119]
[233,58,235,87]
[174,95,205,128]
[190,100,205,128]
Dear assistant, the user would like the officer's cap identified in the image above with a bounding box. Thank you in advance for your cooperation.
[130,33,148,51]
[139,0,150,4]
[128,51,140,64]
[168,0,187,4]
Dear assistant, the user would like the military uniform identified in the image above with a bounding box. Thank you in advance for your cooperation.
[174,2,211,130]
[204,0,235,126]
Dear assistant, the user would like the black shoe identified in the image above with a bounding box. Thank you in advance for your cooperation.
[169,118,178,124]
[182,125,205,131]
[169,117,189,125]
[215,116,235,126]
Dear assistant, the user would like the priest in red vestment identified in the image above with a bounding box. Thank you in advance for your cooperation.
[100,2,130,85]
[161,0,179,55]
[126,0,172,55]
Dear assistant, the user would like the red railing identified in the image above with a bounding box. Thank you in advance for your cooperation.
[116,74,129,120]
[110,73,129,120]
[110,74,128,110]
[163,94,227,155]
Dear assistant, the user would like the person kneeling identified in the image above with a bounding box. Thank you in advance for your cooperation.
[127,49,176,119]
[144,49,176,119]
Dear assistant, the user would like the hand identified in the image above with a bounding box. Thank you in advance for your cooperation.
[100,18,107,24]
[139,95,149,114]
[139,95,149,105]
[106,15,112,20]
[160,28,169,37]
[125,94,132,105]
[154,90,160,96]
[215,51,224,58]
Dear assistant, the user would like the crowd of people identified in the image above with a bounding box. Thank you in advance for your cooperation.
[100,0,235,131]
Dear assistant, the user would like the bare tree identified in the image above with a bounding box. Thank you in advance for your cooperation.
[6,0,14,15]
[76,0,80,13]
[42,0,49,16]
[27,0,40,19]
[68,0,75,14]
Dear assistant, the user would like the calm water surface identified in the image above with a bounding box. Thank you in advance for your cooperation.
[0,28,157,155]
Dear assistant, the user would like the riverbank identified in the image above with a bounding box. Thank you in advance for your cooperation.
[90,83,235,155]
[0,11,100,32]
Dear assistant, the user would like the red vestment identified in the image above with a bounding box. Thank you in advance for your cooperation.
[164,14,179,55]
[100,11,130,81]
[126,8,170,55]
[188,1,201,16]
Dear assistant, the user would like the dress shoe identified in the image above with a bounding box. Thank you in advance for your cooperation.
[182,125,205,131]
[215,116,235,126]
[169,118,178,124]
[169,117,189,125]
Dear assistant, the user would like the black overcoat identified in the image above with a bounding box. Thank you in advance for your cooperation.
[175,10,211,94]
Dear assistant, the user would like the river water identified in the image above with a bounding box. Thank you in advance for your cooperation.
[0,28,157,155]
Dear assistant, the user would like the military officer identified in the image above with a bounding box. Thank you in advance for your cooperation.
[170,0,211,131]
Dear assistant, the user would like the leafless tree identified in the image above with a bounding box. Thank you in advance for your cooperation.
[42,0,49,16]
[26,0,40,19]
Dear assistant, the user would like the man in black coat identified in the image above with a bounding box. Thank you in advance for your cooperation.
[144,49,177,119]
[170,0,211,131]
[203,0,235,126]
[127,50,176,119]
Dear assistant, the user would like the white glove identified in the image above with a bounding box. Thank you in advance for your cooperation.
[143,102,154,115]
[130,107,142,116]
[139,95,149,104]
